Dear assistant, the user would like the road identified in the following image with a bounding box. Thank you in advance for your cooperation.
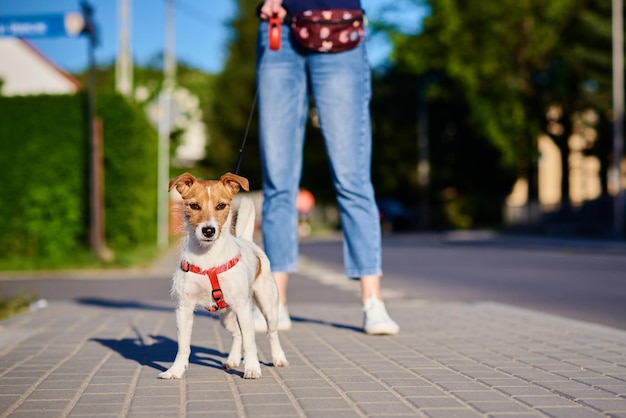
[1,232,625,331]
[299,233,626,331]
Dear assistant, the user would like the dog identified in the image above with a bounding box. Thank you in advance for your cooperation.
[159,172,288,379]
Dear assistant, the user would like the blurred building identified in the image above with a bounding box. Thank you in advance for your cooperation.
[505,134,602,225]
[0,38,80,96]
[142,86,207,167]
[505,107,626,234]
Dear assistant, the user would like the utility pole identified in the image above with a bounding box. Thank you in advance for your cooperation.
[164,0,176,84]
[116,0,133,96]
[157,0,175,249]
[417,78,430,229]
[613,0,625,238]
[82,1,112,260]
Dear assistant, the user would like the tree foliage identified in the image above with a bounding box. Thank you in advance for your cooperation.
[538,0,613,208]
[203,0,338,200]
[373,0,618,228]
[183,0,617,229]
[392,0,580,170]
[203,0,262,186]
[76,60,216,182]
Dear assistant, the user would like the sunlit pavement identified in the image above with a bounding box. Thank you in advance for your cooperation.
[0,241,625,417]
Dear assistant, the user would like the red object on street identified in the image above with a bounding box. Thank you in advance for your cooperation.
[297,189,315,214]
[269,13,281,50]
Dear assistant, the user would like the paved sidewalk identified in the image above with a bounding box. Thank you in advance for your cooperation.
[1,252,626,417]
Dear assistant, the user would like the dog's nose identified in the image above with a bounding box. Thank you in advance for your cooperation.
[202,226,216,238]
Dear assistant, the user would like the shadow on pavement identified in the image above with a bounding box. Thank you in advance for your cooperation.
[90,330,228,373]
[290,315,362,333]
[77,297,174,312]
[77,298,363,333]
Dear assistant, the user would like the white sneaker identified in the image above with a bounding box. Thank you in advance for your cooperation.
[254,303,292,333]
[363,295,399,335]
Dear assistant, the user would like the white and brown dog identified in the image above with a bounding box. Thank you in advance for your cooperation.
[159,172,288,379]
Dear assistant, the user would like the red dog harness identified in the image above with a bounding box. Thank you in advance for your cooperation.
[180,253,242,312]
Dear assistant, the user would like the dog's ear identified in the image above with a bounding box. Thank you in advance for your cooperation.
[220,172,250,195]
[169,173,196,197]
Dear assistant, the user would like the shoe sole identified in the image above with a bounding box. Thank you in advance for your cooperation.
[364,326,399,336]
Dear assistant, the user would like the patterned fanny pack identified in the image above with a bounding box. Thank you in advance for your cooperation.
[290,9,366,53]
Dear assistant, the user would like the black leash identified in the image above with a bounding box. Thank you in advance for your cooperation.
[234,17,281,175]
[234,87,259,175]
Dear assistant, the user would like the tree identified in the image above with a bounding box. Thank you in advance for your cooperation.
[203,0,261,186]
[203,1,348,202]
[75,59,216,180]
[539,0,613,216]
[385,0,582,226]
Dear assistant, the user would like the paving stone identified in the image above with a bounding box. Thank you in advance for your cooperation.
[186,400,239,413]
[356,401,417,415]
[298,397,352,410]
[452,390,510,402]
[579,397,626,412]
[345,390,399,402]
[469,400,535,414]
[1,257,626,418]
[514,394,582,407]
[422,409,483,418]
[242,403,300,416]
[407,396,466,408]
[535,406,608,417]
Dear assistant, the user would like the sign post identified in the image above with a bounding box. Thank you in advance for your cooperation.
[80,1,111,260]
[0,13,85,38]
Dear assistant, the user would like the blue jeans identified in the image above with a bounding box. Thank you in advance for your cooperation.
[256,21,382,278]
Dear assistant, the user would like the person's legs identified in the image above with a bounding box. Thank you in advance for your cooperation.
[273,272,289,305]
[257,22,308,277]
[360,275,381,303]
[255,23,307,331]
[308,44,398,335]
[307,43,381,281]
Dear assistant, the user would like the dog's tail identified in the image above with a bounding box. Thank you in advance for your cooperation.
[235,197,256,241]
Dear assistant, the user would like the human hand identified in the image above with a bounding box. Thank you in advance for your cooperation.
[259,0,286,20]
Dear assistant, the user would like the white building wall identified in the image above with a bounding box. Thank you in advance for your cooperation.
[0,38,79,96]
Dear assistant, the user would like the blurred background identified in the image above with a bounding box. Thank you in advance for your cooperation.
[0,0,624,269]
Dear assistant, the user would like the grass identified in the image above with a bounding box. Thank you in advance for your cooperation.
[0,244,167,272]
[0,287,38,321]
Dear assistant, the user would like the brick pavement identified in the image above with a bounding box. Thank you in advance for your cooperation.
[1,255,626,417]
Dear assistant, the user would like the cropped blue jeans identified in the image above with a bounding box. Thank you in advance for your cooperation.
[256,21,382,279]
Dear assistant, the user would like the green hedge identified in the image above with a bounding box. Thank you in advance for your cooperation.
[98,93,158,249]
[0,92,158,262]
[0,94,87,259]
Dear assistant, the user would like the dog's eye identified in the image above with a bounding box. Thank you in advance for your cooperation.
[189,203,201,210]
[216,203,227,210]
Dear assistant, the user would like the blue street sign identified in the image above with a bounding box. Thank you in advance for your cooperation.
[0,13,85,38]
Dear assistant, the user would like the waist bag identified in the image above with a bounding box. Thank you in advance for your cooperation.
[290,9,365,53]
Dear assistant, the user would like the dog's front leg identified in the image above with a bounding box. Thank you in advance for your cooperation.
[159,302,195,379]
[220,309,242,369]
[237,304,262,379]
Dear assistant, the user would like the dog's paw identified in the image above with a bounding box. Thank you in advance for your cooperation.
[273,355,289,368]
[158,365,186,379]
[158,370,179,379]
[242,359,262,379]
[223,358,241,370]
[243,367,262,379]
